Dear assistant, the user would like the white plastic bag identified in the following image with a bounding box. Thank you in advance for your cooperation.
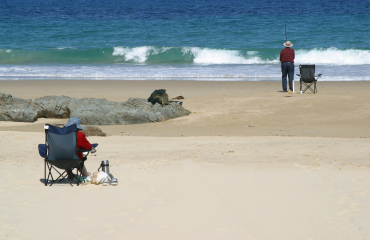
[92,171,109,185]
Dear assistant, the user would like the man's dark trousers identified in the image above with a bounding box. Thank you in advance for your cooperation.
[281,62,294,92]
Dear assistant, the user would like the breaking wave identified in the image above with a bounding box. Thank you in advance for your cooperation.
[0,46,369,65]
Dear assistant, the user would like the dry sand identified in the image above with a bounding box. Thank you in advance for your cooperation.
[0,80,370,240]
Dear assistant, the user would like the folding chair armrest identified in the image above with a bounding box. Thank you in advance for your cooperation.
[77,149,91,158]
[314,74,322,81]
[76,143,98,152]
[77,143,98,157]
[38,144,46,158]
[77,148,92,152]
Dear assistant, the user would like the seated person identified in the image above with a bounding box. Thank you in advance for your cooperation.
[64,117,92,179]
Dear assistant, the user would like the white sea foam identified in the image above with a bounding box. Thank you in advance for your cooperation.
[182,47,268,64]
[111,46,370,66]
[113,46,153,63]
[112,46,272,64]
[113,46,171,63]
[56,47,76,50]
[188,47,370,65]
[295,47,370,65]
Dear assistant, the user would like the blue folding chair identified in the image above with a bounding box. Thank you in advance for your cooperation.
[38,124,97,186]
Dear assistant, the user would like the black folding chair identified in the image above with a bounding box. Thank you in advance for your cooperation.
[38,124,95,186]
[296,65,322,94]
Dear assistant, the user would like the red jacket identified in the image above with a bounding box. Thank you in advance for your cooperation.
[280,47,295,63]
[77,131,92,160]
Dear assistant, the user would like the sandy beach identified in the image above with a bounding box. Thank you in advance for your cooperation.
[1,80,370,240]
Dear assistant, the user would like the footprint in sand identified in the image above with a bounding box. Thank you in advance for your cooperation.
[350,203,363,212]
[336,203,362,216]
[356,189,369,195]
[337,209,352,216]
[105,228,117,234]
[102,223,118,234]
[336,195,352,205]
[150,187,159,193]
[1,223,16,229]
[156,197,165,204]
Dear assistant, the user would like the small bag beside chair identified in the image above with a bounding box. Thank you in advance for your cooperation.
[296,65,322,94]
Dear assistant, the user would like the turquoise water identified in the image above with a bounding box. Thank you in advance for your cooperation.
[1,0,369,80]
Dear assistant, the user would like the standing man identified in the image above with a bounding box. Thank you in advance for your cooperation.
[280,41,295,92]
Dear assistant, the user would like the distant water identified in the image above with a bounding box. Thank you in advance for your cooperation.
[1,0,369,81]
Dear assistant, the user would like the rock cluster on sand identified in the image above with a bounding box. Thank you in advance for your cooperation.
[51,123,107,136]
[0,93,191,125]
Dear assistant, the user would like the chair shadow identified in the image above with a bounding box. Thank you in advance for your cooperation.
[39,178,78,186]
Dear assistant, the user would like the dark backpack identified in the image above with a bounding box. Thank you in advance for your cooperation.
[148,89,169,106]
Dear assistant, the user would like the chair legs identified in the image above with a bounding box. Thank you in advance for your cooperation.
[44,160,82,187]
[44,161,57,186]
[300,80,317,94]
[44,160,46,186]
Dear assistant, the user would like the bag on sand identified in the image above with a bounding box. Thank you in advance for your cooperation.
[92,171,109,185]
[148,89,169,106]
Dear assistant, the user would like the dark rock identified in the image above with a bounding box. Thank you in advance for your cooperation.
[33,95,71,119]
[0,93,191,125]
[48,123,107,137]
[171,95,184,100]
[0,93,36,122]
[81,126,107,137]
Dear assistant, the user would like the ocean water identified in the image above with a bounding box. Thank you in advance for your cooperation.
[0,0,369,81]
